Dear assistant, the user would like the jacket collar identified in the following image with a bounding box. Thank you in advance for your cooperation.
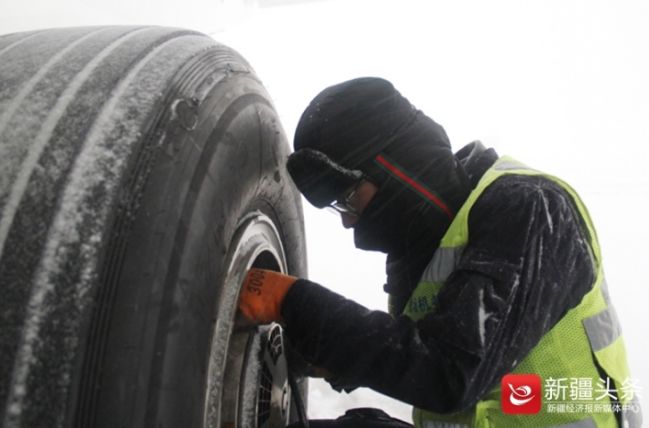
[455,141,499,189]
[384,142,499,313]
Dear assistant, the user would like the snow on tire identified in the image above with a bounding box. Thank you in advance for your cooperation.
[0,26,307,427]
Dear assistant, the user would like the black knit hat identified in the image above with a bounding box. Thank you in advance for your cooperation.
[288,77,472,306]
[287,77,418,207]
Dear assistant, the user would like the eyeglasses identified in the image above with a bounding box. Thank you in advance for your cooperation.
[327,180,362,216]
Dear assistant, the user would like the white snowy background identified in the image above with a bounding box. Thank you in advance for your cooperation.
[2,0,648,422]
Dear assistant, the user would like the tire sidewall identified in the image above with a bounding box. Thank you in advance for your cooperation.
[96,59,305,427]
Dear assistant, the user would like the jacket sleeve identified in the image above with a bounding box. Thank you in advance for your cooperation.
[281,175,596,413]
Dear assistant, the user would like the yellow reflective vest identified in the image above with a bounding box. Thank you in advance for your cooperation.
[400,157,641,428]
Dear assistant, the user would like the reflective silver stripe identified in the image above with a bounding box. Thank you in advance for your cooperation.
[420,246,464,283]
[623,396,643,428]
[600,279,612,305]
[582,303,622,352]
[549,418,596,428]
[423,422,468,428]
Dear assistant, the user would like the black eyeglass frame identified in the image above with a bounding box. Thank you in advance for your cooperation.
[326,179,365,216]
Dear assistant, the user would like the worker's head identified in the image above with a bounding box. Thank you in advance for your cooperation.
[287,77,470,256]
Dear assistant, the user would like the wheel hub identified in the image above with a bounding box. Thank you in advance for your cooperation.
[203,212,293,428]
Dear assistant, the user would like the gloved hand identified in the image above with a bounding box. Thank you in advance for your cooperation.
[238,268,297,324]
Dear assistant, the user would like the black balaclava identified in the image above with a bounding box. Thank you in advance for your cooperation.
[288,77,471,310]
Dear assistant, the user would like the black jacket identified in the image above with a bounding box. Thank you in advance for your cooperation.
[281,147,595,414]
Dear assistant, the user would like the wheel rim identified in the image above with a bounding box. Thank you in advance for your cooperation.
[204,211,292,428]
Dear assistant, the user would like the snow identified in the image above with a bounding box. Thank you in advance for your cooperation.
[2,29,216,426]
[477,288,490,347]
[540,192,554,234]
[240,331,262,425]
[0,28,142,263]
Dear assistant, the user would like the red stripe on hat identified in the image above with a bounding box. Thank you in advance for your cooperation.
[375,154,454,220]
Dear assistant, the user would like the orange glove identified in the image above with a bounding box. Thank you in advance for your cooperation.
[238,268,297,324]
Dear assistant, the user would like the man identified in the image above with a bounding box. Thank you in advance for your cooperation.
[239,77,640,427]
